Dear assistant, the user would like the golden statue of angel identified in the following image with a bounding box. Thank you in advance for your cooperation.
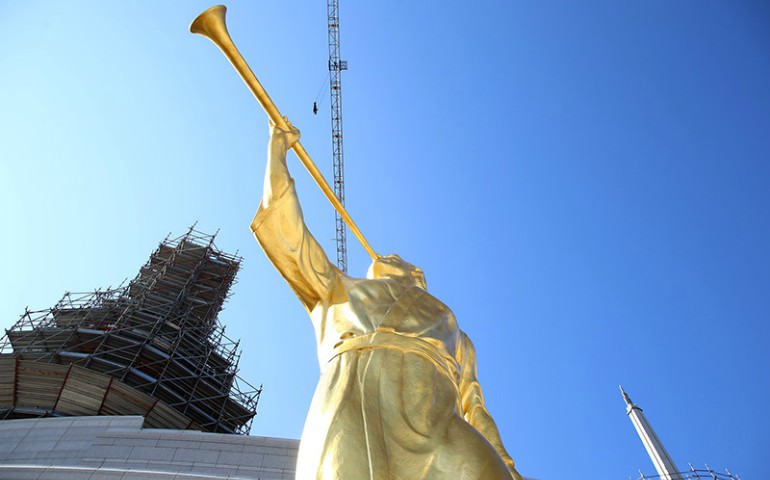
[251,119,522,480]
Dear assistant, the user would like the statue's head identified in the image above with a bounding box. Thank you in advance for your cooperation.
[367,254,427,290]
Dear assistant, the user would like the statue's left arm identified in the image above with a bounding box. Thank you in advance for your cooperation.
[250,120,338,312]
[457,332,523,480]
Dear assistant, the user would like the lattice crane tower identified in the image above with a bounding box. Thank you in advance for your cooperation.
[326,0,349,272]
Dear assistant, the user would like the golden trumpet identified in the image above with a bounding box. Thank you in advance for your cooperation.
[190,5,378,261]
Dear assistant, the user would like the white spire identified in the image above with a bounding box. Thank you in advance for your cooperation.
[620,386,683,480]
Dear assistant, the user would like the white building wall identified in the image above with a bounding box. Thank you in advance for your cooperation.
[0,416,299,480]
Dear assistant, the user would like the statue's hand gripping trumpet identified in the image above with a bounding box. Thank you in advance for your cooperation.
[191,6,523,480]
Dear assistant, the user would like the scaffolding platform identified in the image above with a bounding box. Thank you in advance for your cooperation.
[634,466,741,480]
[0,227,260,434]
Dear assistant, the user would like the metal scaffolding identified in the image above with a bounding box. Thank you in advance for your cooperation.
[0,227,260,434]
[633,465,741,480]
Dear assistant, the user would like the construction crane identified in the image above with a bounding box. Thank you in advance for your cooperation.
[326,0,349,272]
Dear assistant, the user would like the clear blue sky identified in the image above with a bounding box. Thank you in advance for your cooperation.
[1,1,768,478]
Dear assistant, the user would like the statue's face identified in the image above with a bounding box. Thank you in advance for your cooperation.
[367,254,427,290]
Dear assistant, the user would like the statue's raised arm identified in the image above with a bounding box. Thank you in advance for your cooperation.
[250,119,338,312]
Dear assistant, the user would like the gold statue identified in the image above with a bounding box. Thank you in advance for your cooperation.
[251,119,521,480]
[190,6,522,479]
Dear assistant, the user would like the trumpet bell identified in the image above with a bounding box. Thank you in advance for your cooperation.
[189,3,379,260]
[190,5,228,38]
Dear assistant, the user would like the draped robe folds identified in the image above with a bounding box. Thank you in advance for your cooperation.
[251,180,517,480]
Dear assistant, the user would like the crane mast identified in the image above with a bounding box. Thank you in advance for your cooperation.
[326,0,349,272]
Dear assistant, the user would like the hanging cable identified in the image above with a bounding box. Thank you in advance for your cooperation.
[313,74,329,113]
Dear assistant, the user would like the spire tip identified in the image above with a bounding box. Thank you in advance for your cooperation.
[620,385,633,406]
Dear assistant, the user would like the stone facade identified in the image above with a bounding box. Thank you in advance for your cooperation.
[0,416,298,479]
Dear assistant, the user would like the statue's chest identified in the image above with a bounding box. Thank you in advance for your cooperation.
[345,280,459,343]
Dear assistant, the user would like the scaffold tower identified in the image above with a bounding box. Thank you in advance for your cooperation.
[326,0,349,272]
[631,466,742,480]
[0,227,260,434]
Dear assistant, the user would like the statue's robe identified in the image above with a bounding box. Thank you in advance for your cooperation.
[252,180,515,480]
